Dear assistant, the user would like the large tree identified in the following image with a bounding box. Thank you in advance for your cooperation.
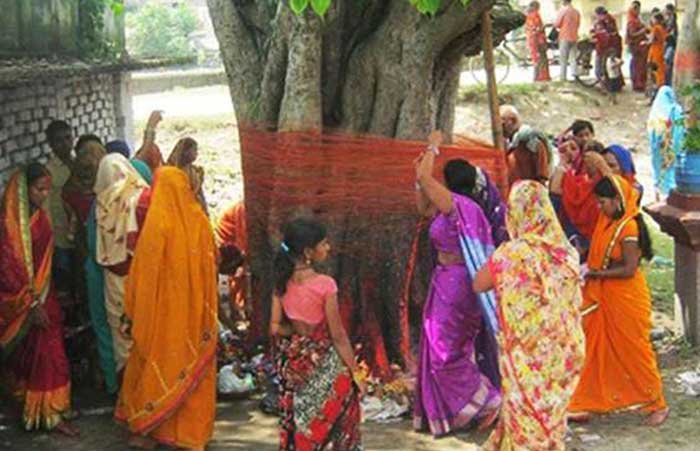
[207,0,523,368]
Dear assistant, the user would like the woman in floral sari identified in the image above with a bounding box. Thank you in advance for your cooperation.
[93,154,151,377]
[474,181,585,450]
[647,86,684,197]
[115,167,217,450]
[525,1,551,82]
[0,163,77,436]
[569,174,669,426]
[270,218,363,450]
[413,132,501,437]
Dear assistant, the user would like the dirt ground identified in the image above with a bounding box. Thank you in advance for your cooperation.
[3,82,700,450]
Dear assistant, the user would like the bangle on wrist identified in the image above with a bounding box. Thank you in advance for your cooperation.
[415,181,422,191]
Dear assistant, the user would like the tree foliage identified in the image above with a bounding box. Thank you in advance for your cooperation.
[289,0,471,16]
[126,3,199,59]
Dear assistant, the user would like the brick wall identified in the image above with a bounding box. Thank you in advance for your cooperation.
[0,72,127,184]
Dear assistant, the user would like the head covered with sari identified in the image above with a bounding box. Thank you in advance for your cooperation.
[66,140,107,194]
[94,154,149,267]
[484,181,584,449]
[0,166,54,352]
[116,166,217,445]
[588,175,641,271]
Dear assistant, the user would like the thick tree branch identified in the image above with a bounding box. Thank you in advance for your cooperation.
[207,0,264,123]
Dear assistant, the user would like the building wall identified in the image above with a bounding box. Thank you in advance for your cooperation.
[0,0,124,58]
[0,73,131,184]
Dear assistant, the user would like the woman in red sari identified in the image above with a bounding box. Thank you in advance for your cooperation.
[627,2,649,92]
[525,1,551,82]
[0,163,77,436]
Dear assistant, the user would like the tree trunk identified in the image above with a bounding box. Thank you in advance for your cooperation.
[207,0,523,369]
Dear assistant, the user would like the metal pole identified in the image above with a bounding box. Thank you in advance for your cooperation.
[481,9,504,150]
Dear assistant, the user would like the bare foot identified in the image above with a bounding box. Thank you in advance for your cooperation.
[477,408,499,432]
[642,407,670,427]
[128,434,157,450]
[54,421,80,437]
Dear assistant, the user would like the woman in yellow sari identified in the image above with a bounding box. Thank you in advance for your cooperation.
[115,167,218,450]
[569,172,669,426]
[474,181,585,450]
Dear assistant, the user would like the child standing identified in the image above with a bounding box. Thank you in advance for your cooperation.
[605,50,624,104]
[270,218,364,450]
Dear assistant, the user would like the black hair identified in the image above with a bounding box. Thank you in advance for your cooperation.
[653,13,665,23]
[651,7,660,14]
[75,134,103,151]
[666,34,676,46]
[632,1,641,7]
[584,140,606,154]
[595,6,607,15]
[45,120,71,142]
[218,244,244,275]
[26,162,51,186]
[443,159,477,197]
[571,119,595,137]
[594,177,653,261]
[665,4,675,12]
[274,218,327,296]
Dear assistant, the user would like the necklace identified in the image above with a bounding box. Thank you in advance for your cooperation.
[294,265,312,272]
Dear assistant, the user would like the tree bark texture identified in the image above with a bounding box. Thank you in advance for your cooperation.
[207,0,523,370]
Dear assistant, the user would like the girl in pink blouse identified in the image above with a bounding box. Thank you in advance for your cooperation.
[270,218,364,450]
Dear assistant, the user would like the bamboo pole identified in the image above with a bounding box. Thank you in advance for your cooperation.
[481,9,504,150]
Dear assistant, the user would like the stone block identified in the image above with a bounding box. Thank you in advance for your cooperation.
[91,111,99,121]
[86,103,94,113]
[28,122,39,133]
[19,110,31,122]
[12,124,24,137]
[33,108,43,120]
[0,157,10,171]
[3,115,15,128]
[76,106,84,116]
[0,129,7,142]
[5,140,18,153]
[47,107,57,119]
[20,135,34,148]
[30,148,42,159]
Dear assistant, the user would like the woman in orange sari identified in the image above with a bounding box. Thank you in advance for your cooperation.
[115,167,218,450]
[525,1,551,82]
[0,163,77,436]
[569,171,669,426]
[648,13,668,88]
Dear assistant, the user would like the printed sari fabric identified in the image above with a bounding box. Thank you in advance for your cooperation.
[414,193,501,437]
[647,86,684,196]
[115,167,217,448]
[484,181,585,451]
[0,170,72,430]
[277,326,362,450]
[94,154,151,371]
[626,9,648,91]
[526,11,551,82]
[569,176,667,415]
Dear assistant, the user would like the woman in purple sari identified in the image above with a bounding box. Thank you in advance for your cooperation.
[413,133,501,437]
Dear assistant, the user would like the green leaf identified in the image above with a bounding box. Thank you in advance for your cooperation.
[311,0,331,16]
[110,1,125,16]
[460,0,471,6]
[290,0,310,15]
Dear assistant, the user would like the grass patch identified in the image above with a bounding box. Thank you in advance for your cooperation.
[643,218,675,315]
[459,82,553,103]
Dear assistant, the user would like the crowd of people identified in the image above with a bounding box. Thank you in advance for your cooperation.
[0,102,670,450]
[525,0,678,101]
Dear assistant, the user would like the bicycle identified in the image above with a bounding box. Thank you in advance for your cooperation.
[466,25,560,86]
[572,39,607,88]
